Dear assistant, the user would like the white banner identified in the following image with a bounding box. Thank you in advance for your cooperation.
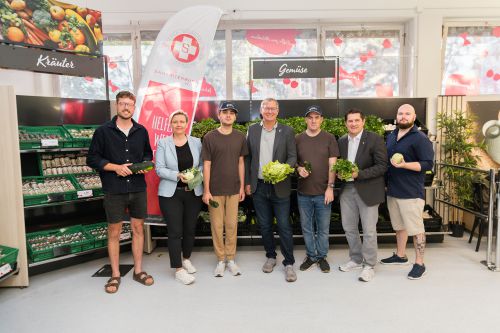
[134,6,222,216]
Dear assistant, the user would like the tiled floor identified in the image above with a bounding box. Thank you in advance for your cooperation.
[1,235,499,333]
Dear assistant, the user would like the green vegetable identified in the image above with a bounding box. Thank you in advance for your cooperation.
[391,153,404,164]
[26,0,50,11]
[128,161,154,173]
[332,158,359,181]
[262,160,295,184]
[322,118,348,137]
[303,161,312,174]
[190,118,219,139]
[209,199,219,208]
[237,209,246,223]
[199,211,210,223]
[364,115,385,136]
[32,10,57,31]
[181,167,203,190]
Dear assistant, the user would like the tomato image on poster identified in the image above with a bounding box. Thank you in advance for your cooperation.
[0,0,103,54]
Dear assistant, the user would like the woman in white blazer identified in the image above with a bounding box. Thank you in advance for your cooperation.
[156,110,203,285]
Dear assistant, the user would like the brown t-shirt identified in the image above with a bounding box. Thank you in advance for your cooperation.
[296,130,339,195]
[201,129,248,196]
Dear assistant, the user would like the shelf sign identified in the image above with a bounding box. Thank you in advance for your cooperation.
[41,139,59,147]
[0,263,12,277]
[77,190,93,198]
[0,44,104,78]
[252,59,337,79]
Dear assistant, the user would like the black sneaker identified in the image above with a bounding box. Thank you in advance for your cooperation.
[407,263,426,280]
[380,252,409,265]
[317,258,330,273]
[299,257,317,271]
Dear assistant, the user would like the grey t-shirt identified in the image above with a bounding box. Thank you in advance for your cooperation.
[258,124,276,179]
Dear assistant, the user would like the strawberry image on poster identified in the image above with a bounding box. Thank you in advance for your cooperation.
[245,29,299,55]
[445,74,480,95]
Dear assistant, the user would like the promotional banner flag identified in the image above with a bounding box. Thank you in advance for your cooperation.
[134,6,222,216]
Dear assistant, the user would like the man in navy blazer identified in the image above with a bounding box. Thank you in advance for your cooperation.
[245,98,298,282]
[337,108,387,282]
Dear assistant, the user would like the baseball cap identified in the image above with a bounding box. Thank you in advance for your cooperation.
[219,101,239,113]
[305,105,323,117]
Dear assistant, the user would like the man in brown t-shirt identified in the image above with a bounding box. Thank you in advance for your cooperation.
[296,105,339,273]
[202,101,248,277]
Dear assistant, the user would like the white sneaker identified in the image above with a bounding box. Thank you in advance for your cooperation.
[339,260,363,272]
[358,266,375,282]
[182,259,196,274]
[227,260,242,276]
[175,268,195,285]
[214,261,226,277]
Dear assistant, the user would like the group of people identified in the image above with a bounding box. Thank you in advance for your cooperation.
[87,91,434,294]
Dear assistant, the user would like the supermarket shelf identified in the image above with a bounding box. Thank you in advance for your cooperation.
[20,147,89,153]
[24,195,103,209]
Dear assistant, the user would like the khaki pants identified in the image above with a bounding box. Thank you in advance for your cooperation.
[208,194,239,261]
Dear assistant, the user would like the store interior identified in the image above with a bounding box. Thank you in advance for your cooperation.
[0,0,499,332]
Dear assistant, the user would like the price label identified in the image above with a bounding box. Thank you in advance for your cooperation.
[0,263,12,277]
[120,232,131,241]
[41,139,59,147]
[77,190,93,198]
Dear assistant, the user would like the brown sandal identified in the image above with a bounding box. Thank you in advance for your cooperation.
[133,271,154,286]
[105,277,121,294]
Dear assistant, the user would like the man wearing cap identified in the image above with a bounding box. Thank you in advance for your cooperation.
[202,101,248,277]
[296,105,339,273]
[337,108,387,282]
[245,97,298,282]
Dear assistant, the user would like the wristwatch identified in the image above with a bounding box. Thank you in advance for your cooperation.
[328,183,335,188]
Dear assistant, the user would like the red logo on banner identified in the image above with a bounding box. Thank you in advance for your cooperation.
[245,29,299,55]
[171,34,200,63]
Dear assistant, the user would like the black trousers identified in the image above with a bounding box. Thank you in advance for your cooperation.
[159,190,203,268]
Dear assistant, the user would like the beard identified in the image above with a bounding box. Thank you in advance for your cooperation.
[117,110,133,120]
[397,120,414,129]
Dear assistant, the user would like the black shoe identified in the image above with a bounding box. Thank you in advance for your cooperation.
[407,263,426,280]
[317,258,330,273]
[380,252,409,265]
[299,257,317,271]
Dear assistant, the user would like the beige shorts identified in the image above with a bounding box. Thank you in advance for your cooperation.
[387,196,425,236]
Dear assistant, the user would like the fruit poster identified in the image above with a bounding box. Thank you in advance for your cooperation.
[0,0,103,54]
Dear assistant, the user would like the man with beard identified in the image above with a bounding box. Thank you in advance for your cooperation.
[87,91,154,293]
[380,104,434,280]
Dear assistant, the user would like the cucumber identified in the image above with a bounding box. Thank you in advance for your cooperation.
[128,161,154,173]
[209,199,219,208]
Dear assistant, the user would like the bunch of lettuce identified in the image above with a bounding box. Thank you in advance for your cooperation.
[262,160,295,184]
[332,159,359,181]
[181,167,203,190]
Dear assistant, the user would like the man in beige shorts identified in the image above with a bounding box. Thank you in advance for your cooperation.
[380,104,434,280]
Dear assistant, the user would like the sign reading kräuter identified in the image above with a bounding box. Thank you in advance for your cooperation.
[252,59,337,79]
[0,44,104,78]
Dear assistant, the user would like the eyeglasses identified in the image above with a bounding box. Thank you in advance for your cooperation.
[262,107,278,111]
[118,102,135,108]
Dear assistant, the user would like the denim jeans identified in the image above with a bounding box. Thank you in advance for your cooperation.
[252,181,295,266]
[297,193,332,261]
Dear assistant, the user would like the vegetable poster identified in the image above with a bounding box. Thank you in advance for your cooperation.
[0,0,103,54]
[134,6,222,216]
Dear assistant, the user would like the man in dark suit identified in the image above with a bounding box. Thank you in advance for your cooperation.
[337,108,387,282]
[245,98,298,282]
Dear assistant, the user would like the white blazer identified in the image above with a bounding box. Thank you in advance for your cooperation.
[156,135,203,197]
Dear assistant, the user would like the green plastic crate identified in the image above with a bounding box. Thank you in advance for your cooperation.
[38,152,94,177]
[18,126,73,150]
[0,245,19,266]
[72,173,103,197]
[63,125,99,148]
[22,175,80,206]
[83,222,132,249]
[26,225,94,263]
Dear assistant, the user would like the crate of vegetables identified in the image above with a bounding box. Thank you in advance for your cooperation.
[72,173,103,197]
[63,125,99,147]
[38,152,94,176]
[26,225,95,262]
[0,245,19,267]
[22,175,80,206]
[84,222,132,248]
[18,126,73,149]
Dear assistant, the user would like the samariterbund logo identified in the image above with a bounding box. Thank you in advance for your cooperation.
[171,34,200,63]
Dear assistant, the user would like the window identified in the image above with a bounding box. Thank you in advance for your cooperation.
[324,28,401,97]
[442,24,500,95]
[140,30,226,100]
[232,29,317,100]
[60,33,133,100]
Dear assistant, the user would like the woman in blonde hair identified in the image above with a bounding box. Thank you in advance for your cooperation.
[156,110,203,285]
